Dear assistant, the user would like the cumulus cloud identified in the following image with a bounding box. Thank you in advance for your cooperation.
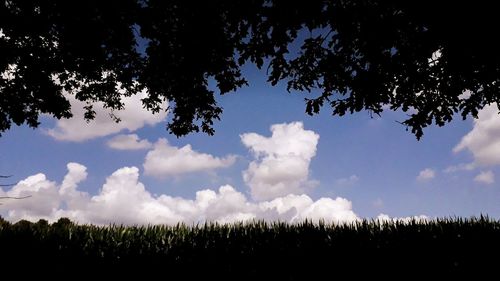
[297,197,358,222]
[0,173,59,221]
[417,168,435,181]
[454,104,500,165]
[0,164,359,225]
[45,89,168,142]
[474,170,495,185]
[241,122,320,201]
[377,213,429,223]
[107,134,152,150]
[0,163,90,222]
[143,138,236,178]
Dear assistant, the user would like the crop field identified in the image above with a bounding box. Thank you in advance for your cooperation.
[1,216,499,278]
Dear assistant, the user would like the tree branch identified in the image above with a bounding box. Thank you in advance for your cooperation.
[0,195,32,205]
[0,195,32,200]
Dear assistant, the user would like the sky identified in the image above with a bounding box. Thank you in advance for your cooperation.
[1,62,500,225]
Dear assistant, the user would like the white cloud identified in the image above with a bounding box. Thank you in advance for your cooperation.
[143,138,236,178]
[0,173,60,221]
[454,104,500,165]
[1,64,17,81]
[417,168,435,181]
[443,163,476,173]
[84,166,175,224]
[459,90,472,101]
[474,170,494,185]
[335,175,359,186]
[258,194,359,223]
[428,49,442,67]
[45,89,168,142]
[107,134,152,150]
[0,163,359,225]
[258,194,316,221]
[241,122,320,201]
[376,213,391,222]
[297,197,358,223]
[377,213,429,223]
[0,162,90,222]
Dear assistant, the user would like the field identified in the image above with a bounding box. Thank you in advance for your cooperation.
[1,216,499,278]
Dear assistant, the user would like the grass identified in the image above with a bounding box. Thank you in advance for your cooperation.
[1,216,499,278]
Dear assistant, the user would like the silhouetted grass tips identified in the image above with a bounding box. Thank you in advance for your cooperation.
[1,216,499,278]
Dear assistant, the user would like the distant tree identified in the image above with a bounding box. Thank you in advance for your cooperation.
[1,1,499,139]
[0,215,9,227]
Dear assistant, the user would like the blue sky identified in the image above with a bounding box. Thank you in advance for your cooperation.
[1,63,499,224]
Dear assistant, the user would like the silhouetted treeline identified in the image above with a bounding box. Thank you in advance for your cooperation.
[1,216,499,279]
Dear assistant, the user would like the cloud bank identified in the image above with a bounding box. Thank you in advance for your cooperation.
[0,163,359,225]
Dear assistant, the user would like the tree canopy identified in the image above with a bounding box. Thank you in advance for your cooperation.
[1,0,499,139]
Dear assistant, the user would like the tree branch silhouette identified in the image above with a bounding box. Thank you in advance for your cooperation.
[1,0,499,139]
[0,195,32,205]
[0,196,31,200]
[0,175,16,187]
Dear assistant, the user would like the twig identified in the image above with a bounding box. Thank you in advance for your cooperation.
[0,195,32,205]
[0,195,32,200]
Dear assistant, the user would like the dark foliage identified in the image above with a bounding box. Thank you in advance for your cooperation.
[1,1,499,138]
[1,217,499,279]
